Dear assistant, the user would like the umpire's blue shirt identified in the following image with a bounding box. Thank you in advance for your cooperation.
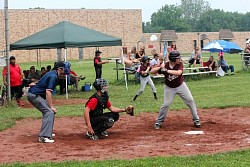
[29,70,58,96]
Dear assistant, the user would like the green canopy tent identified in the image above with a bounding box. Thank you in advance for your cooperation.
[10,21,122,50]
[10,21,122,98]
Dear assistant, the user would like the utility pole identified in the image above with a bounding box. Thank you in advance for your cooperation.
[4,0,11,101]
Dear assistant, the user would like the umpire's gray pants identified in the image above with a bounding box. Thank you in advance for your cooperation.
[156,82,199,124]
[136,75,156,95]
[27,92,55,138]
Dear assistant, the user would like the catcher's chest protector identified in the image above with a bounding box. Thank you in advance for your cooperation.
[86,93,109,117]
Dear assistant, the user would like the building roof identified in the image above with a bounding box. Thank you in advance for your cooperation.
[219,29,234,39]
[160,30,178,41]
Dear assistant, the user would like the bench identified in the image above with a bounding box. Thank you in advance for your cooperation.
[151,70,217,80]
[108,58,139,81]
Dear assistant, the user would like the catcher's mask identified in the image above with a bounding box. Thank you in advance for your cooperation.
[169,50,181,62]
[93,78,109,93]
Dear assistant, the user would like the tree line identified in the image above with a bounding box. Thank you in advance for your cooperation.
[143,0,250,33]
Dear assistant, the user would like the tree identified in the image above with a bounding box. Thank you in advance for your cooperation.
[149,4,190,32]
[241,12,250,31]
[197,9,248,32]
[180,0,211,31]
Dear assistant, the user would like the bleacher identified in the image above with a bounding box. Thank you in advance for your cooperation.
[109,57,217,82]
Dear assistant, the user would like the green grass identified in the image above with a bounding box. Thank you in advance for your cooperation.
[1,52,250,166]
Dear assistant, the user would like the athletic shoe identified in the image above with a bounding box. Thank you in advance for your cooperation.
[231,72,234,75]
[39,136,54,143]
[100,131,109,137]
[52,133,55,137]
[194,120,201,128]
[154,123,161,130]
[86,131,99,140]
[79,76,86,80]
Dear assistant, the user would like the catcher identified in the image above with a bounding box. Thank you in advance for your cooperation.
[84,78,134,140]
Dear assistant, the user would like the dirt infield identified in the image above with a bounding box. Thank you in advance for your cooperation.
[1,99,250,164]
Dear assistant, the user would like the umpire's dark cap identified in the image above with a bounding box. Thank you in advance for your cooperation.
[53,61,65,70]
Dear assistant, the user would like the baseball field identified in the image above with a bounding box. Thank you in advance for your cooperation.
[1,53,250,166]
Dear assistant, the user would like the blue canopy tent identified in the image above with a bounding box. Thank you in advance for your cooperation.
[202,40,243,53]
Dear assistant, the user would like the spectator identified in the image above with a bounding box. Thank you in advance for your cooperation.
[2,56,24,106]
[40,67,46,78]
[170,44,177,51]
[204,55,217,71]
[218,52,234,75]
[94,50,109,79]
[243,43,250,64]
[123,46,140,68]
[69,70,85,91]
[189,47,203,70]
[136,47,145,61]
[28,66,40,83]
[150,53,160,68]
[46,65,52,72]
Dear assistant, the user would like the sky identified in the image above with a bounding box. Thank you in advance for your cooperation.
[1,0,249,22]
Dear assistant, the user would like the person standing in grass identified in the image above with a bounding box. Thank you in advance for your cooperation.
[132,56,158,101]
[2,56,24,107]
[94,50,109,79]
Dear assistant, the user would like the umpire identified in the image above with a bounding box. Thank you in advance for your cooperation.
[27,61,69,143]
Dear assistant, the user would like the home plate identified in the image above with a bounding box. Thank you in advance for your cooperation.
[184,131,204,135]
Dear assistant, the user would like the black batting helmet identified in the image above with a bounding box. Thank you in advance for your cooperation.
[141,56,150,63]
[169,50,181,62]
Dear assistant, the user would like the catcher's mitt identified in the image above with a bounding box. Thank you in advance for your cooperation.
[125,105,134,116]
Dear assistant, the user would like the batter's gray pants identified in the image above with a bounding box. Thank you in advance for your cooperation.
[155,82,199,124]
[27,92,55,138]
[136,75,156,96]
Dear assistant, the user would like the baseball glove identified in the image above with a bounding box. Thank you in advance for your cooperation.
[125,105,134,116]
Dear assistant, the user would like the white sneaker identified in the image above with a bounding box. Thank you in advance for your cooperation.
[39,136,54,143]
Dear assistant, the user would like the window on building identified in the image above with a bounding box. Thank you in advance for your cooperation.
[200,40,204,49]
[193,40,197,49]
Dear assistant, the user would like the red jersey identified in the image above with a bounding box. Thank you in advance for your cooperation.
[86,98,111,111]
[2,64,22,86]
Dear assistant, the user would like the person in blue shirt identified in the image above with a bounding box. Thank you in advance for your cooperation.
[27,61,70,143]
[217,52,234,75]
